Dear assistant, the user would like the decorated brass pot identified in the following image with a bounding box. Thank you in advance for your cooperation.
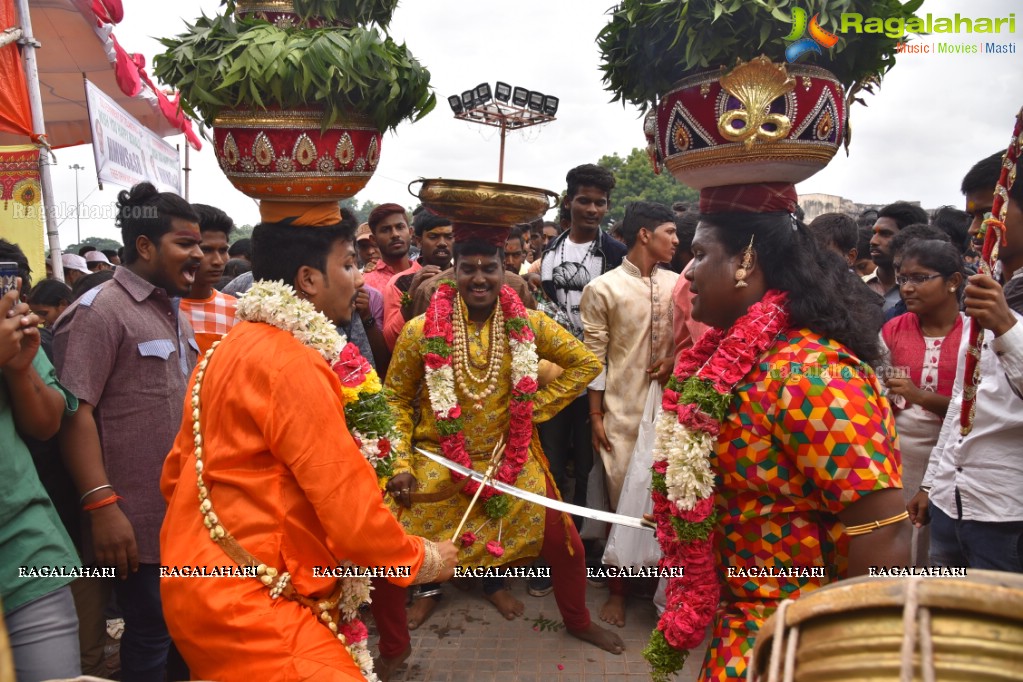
[409,178,559,229]
[233,0,348,28]
[647,56,846,189]
[213,109,381,202]
[750,570,1023,681]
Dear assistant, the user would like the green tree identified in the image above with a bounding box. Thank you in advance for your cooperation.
[341,198,380,224]
[65,236,122,254]
[230,224,254,243]
[598,147,697,226]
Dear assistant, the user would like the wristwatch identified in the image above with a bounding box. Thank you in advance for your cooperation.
[362,315,376,328]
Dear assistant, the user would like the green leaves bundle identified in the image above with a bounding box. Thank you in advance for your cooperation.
[222,0,400,28]
[598,0,923,109]
[154,14,435,132]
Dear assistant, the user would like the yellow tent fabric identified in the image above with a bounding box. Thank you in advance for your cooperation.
[0,145,44,283]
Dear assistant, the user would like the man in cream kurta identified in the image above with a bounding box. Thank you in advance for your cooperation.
[580,202,680,510]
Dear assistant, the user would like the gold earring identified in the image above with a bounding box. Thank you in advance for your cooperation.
[734,235,755,289]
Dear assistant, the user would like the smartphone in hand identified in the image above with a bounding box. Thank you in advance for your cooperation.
[0,262,19,297]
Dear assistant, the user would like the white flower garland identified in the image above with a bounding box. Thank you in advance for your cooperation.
[425,365,458,416]
[653,414,717,511]
[236,279,346,362]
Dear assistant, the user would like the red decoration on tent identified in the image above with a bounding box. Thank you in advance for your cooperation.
[0,0,32,138]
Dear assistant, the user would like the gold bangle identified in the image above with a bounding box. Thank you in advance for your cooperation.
[844,511,910,537]
[412,538,443,585]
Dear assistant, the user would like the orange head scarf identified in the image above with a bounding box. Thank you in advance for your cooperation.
[259,201,342,227]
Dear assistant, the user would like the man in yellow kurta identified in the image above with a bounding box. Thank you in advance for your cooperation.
[160,208,457,682]
[374,236,625,672]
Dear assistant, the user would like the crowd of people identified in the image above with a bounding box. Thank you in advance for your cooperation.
[1,148,1021,682]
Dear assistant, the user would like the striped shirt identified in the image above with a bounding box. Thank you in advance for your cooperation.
[180,290,238,355]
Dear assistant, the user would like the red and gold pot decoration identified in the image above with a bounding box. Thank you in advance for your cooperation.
[234,0,347,28]
[646,57,846,190]
[214,109,381,202]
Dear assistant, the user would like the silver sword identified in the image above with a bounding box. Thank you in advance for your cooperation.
[414,446,655,532]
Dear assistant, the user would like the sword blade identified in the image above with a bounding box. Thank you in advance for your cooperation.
[414,446,654,532]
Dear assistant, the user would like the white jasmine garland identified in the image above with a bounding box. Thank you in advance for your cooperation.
[426,365,458,416]
[236,280,347,361]
[654,412,716,510]
[510,339,538,385]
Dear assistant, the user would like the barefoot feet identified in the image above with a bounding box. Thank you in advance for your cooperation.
[568,622,626,654]
[598,593,627,627]
[407,595,439,630]
[374,645,411,682]
[485,588,525,620]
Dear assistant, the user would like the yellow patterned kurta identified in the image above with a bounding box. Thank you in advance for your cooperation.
[386,305,601,566]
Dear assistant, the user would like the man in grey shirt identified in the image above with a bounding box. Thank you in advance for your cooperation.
[54,183,201,681]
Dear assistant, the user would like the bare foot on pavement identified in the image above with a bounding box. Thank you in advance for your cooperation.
[568,622,626,654]
[407,596,439,630]
[374,645,411,682]
[599,593,627,627]
[485,588,524,620]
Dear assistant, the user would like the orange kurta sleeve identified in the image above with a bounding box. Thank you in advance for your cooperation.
[265,349,424,585]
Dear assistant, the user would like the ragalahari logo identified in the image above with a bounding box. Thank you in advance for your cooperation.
[784,7,840,62]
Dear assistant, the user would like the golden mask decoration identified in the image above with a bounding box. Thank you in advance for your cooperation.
[717,57,795,148]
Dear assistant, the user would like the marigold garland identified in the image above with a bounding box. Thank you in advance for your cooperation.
[422,282,539,520]
[645,290,790,682]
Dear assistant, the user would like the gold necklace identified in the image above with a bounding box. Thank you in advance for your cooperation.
[451,297,504,404]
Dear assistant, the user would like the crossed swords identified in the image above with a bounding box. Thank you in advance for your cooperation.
[413,445,654,533]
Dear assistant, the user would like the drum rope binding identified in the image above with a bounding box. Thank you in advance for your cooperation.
[749,576,938,682]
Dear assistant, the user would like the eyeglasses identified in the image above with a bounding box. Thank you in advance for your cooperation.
[895,273,943,287]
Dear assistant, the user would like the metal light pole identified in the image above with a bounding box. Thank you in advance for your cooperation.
[69,163,84,245]
[450,83,557,182]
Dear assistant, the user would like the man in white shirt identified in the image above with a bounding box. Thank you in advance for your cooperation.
[908,149,1023,571]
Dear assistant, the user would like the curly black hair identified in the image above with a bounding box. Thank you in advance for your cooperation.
[962,150,1023,205]
[700,212,884,367]
[565,163,616,202]
[117,182,198,265]
[192,204,234,237]
[877,201,929,230]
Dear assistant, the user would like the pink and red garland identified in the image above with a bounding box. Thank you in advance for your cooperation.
[646,290,790,678]
[422,282,538,517]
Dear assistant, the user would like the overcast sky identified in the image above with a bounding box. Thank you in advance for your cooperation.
[44,0,1022,246]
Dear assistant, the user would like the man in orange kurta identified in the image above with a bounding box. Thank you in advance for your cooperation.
[160,209,454,681]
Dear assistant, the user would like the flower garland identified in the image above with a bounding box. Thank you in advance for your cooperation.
[643,290,790,682]
[236,280,398,478]
[229,279,403,681]
[422,281,539,520]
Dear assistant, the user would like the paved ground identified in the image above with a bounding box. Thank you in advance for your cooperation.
[366,580,707,682]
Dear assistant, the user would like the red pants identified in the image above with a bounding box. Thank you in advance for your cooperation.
[372,477,590,657]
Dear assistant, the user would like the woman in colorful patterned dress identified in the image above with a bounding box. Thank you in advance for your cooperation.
[880,239,965,566]
[650,185,909,682]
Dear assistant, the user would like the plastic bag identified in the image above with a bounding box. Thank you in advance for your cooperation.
[602,381,663,567]
[579,453,609,540]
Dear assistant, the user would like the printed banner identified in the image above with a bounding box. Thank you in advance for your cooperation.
[85,79,181,194]
[0,145,44,280]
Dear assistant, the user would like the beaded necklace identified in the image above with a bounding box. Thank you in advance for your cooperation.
[451,299,505,402]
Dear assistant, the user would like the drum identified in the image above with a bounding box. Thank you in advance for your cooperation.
[749,570,1023,681]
